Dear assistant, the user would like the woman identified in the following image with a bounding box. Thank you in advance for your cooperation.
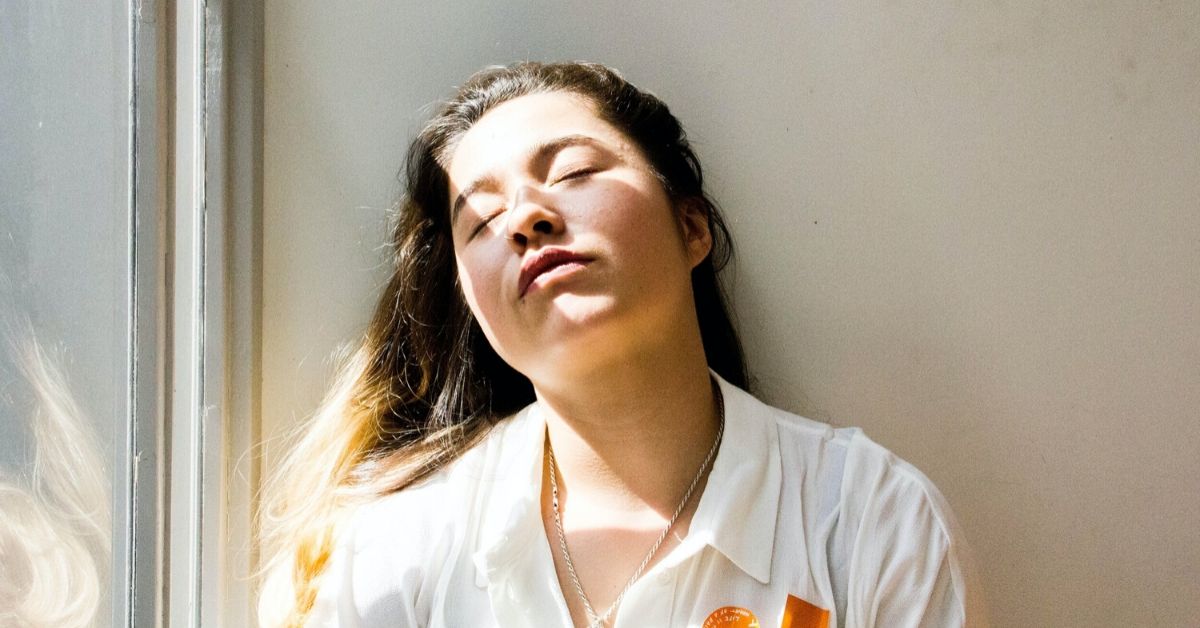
[259,61,985,628]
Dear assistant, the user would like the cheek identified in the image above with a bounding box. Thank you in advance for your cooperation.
[606,187,689,264]
[455,253,527,367]
[454,252,506,336]
[454,256,487,315]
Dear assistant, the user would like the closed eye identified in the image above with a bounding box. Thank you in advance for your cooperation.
[468,208,505,241]
[552,166,598,185]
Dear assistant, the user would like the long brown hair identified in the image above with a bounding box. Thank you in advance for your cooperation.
[258,61,747,626]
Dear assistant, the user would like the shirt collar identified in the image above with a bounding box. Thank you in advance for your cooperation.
[672,371,782,584]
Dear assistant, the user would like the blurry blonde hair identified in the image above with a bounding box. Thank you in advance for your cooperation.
[256,342,503,626]
[0,334,110,627]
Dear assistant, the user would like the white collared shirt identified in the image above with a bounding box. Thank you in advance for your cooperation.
[307,376,986,627]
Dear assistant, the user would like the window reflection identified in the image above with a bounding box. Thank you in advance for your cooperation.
[0,1,130,626]
[0,325,111,627]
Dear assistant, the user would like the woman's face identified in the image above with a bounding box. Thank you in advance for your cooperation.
[446,91,711,381]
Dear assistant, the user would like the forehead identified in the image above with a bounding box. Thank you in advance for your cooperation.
[446,91,631,187]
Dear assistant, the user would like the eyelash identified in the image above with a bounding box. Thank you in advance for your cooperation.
[469,210,503,240]
[554,166,596,184]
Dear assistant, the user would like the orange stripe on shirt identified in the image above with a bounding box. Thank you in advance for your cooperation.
[781,595,830,628]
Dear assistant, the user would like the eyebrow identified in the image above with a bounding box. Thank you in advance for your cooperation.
[450,134,607,222]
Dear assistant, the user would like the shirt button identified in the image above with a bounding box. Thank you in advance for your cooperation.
[655,570,672,585]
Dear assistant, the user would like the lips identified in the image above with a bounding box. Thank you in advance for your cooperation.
[518,248,592,297]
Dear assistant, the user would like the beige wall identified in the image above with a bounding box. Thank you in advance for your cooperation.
[263,3,1200,625]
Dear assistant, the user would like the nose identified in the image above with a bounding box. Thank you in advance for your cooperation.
[505,185,564,249]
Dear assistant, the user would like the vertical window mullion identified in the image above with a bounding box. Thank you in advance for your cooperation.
[166,0,208,626]
[130,0,169,626]
[163,0,261,625]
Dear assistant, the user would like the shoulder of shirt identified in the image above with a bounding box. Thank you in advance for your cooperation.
[749,390,958,541]
[342,409,532,554]
[843,428,958,540]
[306,416,533,624]
[743,392,983,623]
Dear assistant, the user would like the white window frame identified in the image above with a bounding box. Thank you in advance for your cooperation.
[129,0,262,625]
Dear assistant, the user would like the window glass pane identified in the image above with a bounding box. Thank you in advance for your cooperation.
[0,2,130,626]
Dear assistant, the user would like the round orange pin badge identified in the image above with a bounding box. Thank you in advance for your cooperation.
[702,606,760,628]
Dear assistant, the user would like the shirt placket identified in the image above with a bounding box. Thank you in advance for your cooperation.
[613,533,718,628]
[610,561,679,628]
[479,530,575,628]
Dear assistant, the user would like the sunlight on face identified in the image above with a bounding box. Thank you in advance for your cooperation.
[446,91,709,382]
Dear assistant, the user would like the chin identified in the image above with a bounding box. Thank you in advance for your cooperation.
[541,292,633,336]
[519,295,632,365]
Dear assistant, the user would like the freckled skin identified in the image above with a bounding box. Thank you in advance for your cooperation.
[448,92,710,384]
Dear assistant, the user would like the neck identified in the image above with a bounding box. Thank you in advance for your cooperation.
[534,334,721,517]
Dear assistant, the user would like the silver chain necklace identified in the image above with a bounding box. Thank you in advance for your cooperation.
[546,380,725,628]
